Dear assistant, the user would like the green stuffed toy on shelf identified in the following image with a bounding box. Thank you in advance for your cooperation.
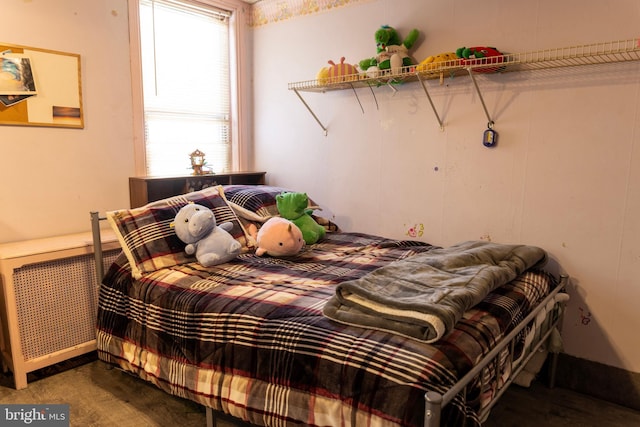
[359,25,420,74]
[276,192,326,245]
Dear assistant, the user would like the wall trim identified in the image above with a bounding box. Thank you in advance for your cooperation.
[555,353,640,411]
[249,0,371,27]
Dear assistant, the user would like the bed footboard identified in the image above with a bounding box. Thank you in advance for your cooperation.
[424,275,569,427]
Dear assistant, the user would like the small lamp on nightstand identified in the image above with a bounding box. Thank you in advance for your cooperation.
[189,149,206,175]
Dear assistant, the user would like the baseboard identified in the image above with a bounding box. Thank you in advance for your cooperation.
[554,353,640,411]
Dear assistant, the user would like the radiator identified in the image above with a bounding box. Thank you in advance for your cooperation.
[0,231,120,389]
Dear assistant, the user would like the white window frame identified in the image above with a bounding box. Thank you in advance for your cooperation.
[127,0,250,176]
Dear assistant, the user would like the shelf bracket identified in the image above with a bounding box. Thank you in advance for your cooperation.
[466,68,494,126]
[368,84,379,110]
[416,72,445,131]
[293,88,328,136]
[349,83,365,114]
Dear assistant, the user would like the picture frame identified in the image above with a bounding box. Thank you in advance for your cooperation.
[0,43,83,129]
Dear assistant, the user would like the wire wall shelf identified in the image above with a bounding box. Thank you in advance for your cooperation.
[288,38,640,134]
[289,38,640,92]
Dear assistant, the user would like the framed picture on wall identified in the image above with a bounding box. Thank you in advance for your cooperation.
[0,42,83,129]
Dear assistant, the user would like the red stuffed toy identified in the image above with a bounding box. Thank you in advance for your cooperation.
[456,46,504,73]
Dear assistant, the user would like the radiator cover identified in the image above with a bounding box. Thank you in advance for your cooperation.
[13,252,119,360]
[0,231,120,389]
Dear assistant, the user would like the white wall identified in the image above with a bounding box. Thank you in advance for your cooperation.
[252,0,640,373]
[1,0,134,242]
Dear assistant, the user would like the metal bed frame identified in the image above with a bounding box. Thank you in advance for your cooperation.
[424,275,567,426]
[90,211,568,427]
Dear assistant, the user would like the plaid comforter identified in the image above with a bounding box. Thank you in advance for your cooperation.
[96,232,552,427]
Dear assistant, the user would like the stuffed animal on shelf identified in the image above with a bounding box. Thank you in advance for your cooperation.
[359,25,420,74]
[326,57,359,84]
[416,52,460,72]
[316,65,330,85]
[276,192,326,245]
[456,46,504,73]
[255,217,304,257]
[172,203,241,267]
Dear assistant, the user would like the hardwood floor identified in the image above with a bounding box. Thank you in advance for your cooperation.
[1,354,639,426]
[485,380,640,426]
[0,356,207,427]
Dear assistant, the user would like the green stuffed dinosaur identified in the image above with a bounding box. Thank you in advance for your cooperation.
[359,25,420,72]
[275,192,326,245]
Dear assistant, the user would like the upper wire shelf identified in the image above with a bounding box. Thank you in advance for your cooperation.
[288,38,640,93]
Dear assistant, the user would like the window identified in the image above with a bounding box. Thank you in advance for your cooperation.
[136,0,237,176]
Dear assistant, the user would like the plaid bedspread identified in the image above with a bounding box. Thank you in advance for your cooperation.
[96,232,552,427]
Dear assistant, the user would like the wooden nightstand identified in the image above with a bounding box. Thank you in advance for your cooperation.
[128,171,266,208]
[0,230,121,389]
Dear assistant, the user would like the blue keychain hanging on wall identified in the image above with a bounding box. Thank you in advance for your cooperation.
[483,121,497,148]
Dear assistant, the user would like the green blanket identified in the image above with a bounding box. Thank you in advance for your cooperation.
[323,240,547,343]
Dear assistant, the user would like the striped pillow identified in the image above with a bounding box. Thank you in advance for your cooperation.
[107,185,247,279]
[223,185,319,222]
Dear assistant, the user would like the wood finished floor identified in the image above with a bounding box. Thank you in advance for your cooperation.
[1,355,640,426]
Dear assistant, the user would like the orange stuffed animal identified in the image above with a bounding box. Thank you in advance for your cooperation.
[326,57,358,83]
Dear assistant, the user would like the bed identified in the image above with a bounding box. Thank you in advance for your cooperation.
[92,184,568,427]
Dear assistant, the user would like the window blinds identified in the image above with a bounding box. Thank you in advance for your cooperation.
[139,0,231,176]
